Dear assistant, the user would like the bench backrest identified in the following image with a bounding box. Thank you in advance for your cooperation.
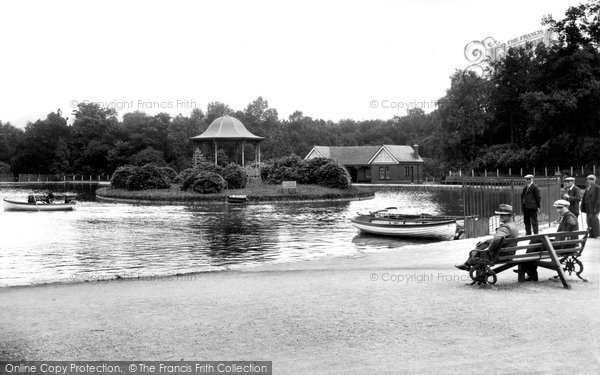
[496,230,588,262]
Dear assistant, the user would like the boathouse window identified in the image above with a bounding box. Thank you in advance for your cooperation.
[365,168,371,179]
[405,166,410,177]
[379,167,390,180]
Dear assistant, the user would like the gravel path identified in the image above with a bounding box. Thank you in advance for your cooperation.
[1,237,599,374]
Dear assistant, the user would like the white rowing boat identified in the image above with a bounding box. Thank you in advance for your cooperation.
[3,199,76,212]
[351,208,458,240]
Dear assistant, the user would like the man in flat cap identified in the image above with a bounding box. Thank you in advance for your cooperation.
[521,174,541,235]
[563,177,582,217]
[455,204,519,271]
[554,199,579,232]
[581,174,600,238]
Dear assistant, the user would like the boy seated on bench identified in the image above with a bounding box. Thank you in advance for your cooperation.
[455,204,519,271]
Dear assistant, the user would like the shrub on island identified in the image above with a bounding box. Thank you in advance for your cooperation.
[260,154,303,184]
[221,163,248,189]
[298,157,332,184]
[179,162,224,191]
[159,166,177,183]
[190,172,226,194]
[314,162,351,189]
[110,165,137,189]
[126,164,171,190]
[261,155,351,189]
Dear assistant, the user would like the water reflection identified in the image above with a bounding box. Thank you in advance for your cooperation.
[0,186,464,287]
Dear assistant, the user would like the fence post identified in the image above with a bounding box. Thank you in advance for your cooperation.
[545,167,547,177]
[471,170,474,177]
[485,170,487,177]
[496,169,499,177]
[571,166,573,176]
[520,168,523,176]
[533,167,536,176]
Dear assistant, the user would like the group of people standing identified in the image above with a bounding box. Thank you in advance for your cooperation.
[521,174,600,238]
[455,174,600,278]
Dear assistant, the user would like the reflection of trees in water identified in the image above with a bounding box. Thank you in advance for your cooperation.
[184,202,351,265]
[186,205,273,264]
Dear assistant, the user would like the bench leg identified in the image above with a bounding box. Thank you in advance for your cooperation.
[517,264,526,282]
[469,264,497,286]
[561,256,588,282]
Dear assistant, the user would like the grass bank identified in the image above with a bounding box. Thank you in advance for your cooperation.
[95,183,374,204]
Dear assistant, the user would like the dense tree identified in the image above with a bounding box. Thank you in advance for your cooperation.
[14,111,71,174]
[1,1,598,177]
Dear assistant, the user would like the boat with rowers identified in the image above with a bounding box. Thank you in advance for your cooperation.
[3,193,77,212]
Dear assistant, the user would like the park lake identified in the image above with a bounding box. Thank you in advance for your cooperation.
[0,186,462,287]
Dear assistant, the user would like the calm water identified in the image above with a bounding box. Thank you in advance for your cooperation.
[0,186,462,287]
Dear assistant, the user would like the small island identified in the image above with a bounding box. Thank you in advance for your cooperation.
[96,115,374,205]
[96,183,373,205]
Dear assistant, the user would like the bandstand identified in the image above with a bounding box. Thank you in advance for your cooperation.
[190,115,264,166]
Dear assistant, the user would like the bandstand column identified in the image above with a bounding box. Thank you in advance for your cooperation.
[214,140,218,165]
[241,141,245,166]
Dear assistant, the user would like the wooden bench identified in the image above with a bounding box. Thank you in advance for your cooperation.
[467,230,589,288]
[282,180,297,194]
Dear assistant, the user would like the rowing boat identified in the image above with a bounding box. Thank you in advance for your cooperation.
[3,199,76,212]
[351,207,458,240]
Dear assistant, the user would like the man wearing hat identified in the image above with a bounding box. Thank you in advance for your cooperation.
[554,199,579,232]
[521,174,541,235]
[455,204,519,271]
[563,177,582,217]
[581,174,600,238]
[523,199,579,282]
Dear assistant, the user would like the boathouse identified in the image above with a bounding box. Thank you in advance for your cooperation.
[190,115,264,166]
[305,145,424,183]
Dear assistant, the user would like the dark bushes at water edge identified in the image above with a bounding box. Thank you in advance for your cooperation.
[314,162,350,189]
[110,165,137,189]
[221,163,248,189]
[260,154,303,184]
[178,162,225,191]
[261,155,351,189]
[160,166,177,183]
[126,164,171,190]
[111,164,176,190]
[191,172,226,194]
[299,157,332,184]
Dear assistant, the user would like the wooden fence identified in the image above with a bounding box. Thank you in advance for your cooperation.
[462,178,562,238]
[14,174,111,182]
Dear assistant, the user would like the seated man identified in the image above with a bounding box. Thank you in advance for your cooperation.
[520,199,579,281]
[455,204,519,271]
[554,199,579,232]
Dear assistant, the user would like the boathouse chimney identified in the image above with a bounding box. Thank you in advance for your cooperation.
[412,144,419,158]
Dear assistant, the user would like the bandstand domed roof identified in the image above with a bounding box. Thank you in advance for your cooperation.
[190,115,264,141]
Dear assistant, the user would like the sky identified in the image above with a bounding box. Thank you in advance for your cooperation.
[0,0,578,127]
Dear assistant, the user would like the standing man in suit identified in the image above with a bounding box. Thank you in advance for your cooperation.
[521,174,541,235]
[563,177,582,217]
[581,174,600,238]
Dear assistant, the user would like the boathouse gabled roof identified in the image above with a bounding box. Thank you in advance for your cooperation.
[190,115,264,141]
[305,145,423,165]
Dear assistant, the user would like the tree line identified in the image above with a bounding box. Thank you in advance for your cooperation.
[1,1,598,178]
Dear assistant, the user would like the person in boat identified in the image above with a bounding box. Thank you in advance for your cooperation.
[27,194,35,204]
[455,204,519,271]
[46,191,55,203]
